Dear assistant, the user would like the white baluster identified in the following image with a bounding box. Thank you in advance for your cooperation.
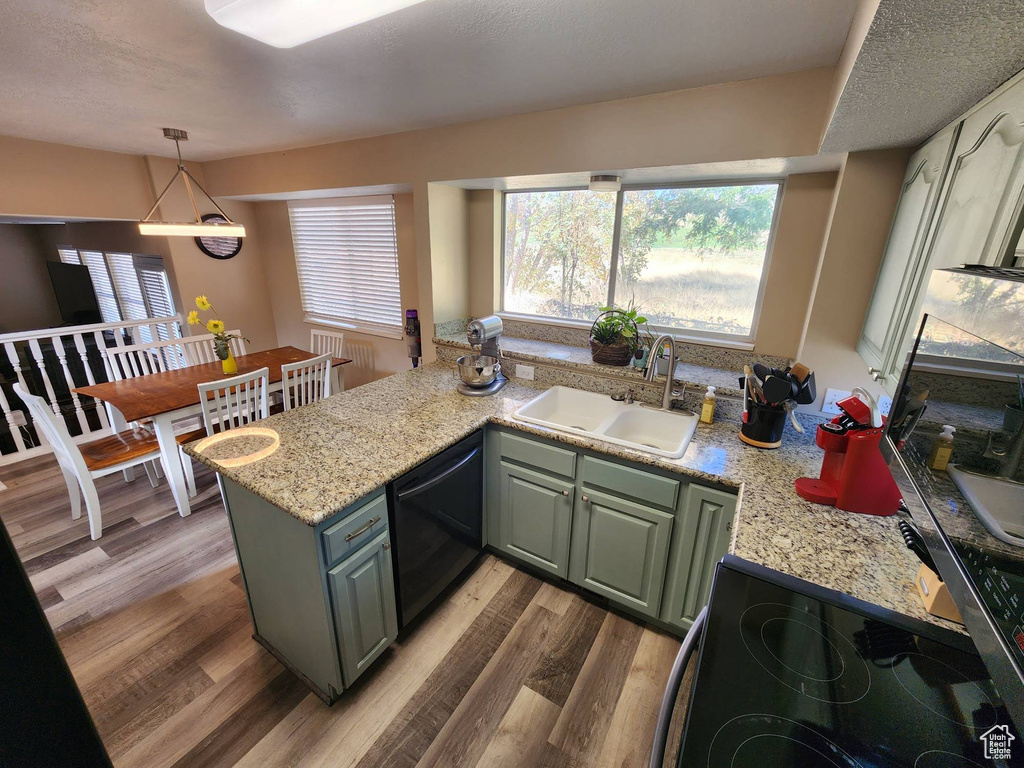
[27,339,61,417]
[50,334,89,434]
[0,346,27,452]
[73,333,109,431]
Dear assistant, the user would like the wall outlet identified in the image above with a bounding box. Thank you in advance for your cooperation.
[515,364,535,381]
[822,388,852,415]
[878,395,893,417]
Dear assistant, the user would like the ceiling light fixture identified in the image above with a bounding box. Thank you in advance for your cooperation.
[204,0,431,49]
[139,129,246,238]
[589,174,621,192]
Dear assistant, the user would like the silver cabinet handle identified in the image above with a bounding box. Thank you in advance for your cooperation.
[868,367,885,382]
[581,494,589,503]
[561,490,569,497]
[382,542,391,551]
[344,516,381,542]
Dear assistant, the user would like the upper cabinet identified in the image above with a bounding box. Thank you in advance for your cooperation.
[859,73,1024,391]
[858,126,958,374]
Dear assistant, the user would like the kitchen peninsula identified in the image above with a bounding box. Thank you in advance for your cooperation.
[184,363,953,704]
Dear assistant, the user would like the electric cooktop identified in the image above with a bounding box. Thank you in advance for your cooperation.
[678,557,1022,767]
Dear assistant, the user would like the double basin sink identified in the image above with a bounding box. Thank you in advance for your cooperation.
[949,465,1024,548]
[513,386,698,459]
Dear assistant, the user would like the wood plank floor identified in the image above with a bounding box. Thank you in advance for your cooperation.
[0,455,684,768]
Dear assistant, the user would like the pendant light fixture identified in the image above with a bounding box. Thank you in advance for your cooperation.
[139,128,245,238]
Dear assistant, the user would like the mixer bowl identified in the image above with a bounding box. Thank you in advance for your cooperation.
[456,354,501,387]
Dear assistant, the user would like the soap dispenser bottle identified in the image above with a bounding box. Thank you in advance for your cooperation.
[700,386,717,424]
[928,425,956,471]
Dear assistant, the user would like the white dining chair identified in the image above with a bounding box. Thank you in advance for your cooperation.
[181,331,246,366]
[109,340,204,498]
[281,353,332,411]
[196,367,270,436]
[14,384,164,540]
[310,327,345,393]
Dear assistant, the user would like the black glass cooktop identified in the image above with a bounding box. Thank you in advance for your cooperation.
[678,557,1022,767]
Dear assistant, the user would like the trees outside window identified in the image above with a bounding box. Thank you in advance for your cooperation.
[502,182,781,340]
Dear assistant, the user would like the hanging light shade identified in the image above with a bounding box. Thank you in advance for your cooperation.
[139,129,245,238]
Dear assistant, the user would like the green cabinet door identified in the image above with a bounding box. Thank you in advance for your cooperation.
[328,530,398,687]
[569,488,673,618]
[498,460,574,577]
[660,485,736,631]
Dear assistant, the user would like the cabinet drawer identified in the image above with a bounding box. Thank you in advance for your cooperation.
[500,431,576,479]
[321,494,389,567]
[582,455,679,509]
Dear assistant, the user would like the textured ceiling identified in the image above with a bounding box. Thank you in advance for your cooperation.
[821,0,1024,152]
[0,0,855,161]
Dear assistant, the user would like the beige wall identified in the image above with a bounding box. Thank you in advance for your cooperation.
[0,66,914,398]
[0,224,61,332]
[142,156,279,353]
[468,190,502,319]
[427,184,471,324]
[201,68,835,198]
[754,172,839,358]
[0,136,154,220]
[253,193,419,388]
[798,149,912,408]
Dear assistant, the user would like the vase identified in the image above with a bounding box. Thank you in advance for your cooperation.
[221,351,238,375]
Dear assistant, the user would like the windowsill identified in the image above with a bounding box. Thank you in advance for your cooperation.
[495,311,756,352]
[305,316,403,341]
[434,331,745,397]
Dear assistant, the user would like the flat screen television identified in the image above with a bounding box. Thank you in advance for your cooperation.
[46,261,101,325]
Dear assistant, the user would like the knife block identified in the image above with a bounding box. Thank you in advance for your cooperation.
[915,564,964,624]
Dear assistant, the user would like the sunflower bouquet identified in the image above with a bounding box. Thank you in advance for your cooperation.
[187,295,248,372]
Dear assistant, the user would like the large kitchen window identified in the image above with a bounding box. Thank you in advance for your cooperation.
[502,182,782,342]
[57,248,176,341]
[288,196,403,338]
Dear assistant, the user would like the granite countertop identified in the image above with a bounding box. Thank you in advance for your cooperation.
[434,332,745,397]
[185,362,960,630]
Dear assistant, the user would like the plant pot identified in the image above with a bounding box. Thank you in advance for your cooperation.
[221,351,238,375]
[1006,403,1024,434]
[589,340,634,366]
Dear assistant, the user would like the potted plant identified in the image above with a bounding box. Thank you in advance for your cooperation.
[187,295,248,374]
[589,302,647,366]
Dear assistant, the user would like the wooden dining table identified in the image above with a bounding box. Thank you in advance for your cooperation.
[73,346,352,519]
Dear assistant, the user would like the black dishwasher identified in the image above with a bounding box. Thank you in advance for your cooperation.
[386,430,483,630]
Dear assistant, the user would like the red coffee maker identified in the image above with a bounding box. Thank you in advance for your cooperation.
[795,389,902,516]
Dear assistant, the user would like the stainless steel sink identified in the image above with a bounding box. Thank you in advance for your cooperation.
[948,465,1024,548]
[513,386,698,459]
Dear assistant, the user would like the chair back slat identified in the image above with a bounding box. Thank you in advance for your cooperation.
[181,331,246,366]
[310,328,345,358]
[196,367,269,436]
[109,339,188,381]
[12,383,90,477]
[282,353,332,411]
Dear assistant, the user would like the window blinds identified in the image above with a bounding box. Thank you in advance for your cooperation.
[288,196,403,337]
[77,251,122,324]
[135,256,177,341]
[55,249,176,335]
